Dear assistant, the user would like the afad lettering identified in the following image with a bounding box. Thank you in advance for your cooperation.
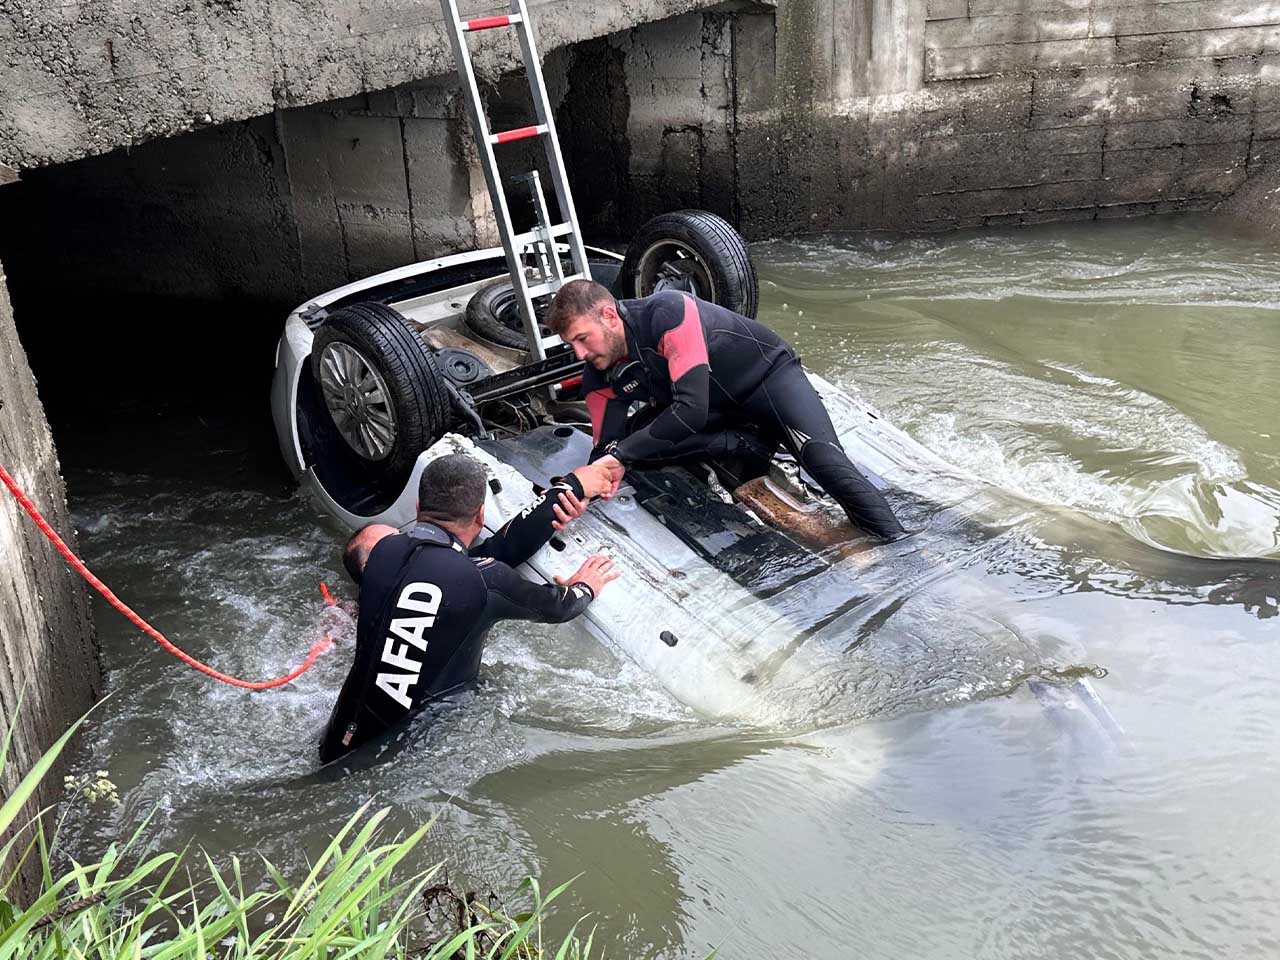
[375,582,442,709]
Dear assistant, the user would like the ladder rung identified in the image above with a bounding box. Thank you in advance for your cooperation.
[526,273,589,299]
[462,13,522,31]
[491,124,546,145]
[511,222,575,247]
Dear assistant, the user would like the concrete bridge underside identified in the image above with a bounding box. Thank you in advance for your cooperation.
[1,0,739,170]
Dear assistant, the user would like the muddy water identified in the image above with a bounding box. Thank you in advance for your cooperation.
[56,215,1280,958]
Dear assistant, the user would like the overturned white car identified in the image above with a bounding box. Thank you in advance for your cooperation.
[269,213,1135,745]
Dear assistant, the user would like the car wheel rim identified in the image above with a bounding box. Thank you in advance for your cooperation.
[635,240,716,301]
[495,290,552,337]
[317,341,398,461]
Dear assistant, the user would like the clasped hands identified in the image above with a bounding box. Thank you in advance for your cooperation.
[549,456,626,530]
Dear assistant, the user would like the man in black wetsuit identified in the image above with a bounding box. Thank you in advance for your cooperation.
[546,280,907,540]
[318,454,621,764]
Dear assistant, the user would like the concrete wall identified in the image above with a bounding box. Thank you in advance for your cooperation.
[0,77,500,312]
[0,257,100,905]
[1216,160,1280,234]
[0,0,738,171]
[557,0,1280,236]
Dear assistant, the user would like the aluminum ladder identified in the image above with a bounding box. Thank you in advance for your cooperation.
[440,0,592,360]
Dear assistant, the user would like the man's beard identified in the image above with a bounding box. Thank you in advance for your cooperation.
[601,325,627,366]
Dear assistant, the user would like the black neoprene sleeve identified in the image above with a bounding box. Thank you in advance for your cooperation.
[469,474,587,567]
[476,560,595,624]
[614,365,710,464]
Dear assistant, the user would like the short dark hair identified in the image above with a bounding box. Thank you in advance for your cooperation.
[343,526,377,583]
[418,453,487,523]
[547,279,614,336]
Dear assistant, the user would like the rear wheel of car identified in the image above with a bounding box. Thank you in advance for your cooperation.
[619,210,759,318]
[310,302,450,481]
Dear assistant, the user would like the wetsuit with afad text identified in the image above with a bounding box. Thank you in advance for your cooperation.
[580,291,905,540]
[318,477,595,764]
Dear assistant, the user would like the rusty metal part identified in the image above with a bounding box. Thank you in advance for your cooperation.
[732,475,877,562]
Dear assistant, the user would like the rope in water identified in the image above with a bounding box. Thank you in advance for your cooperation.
[0,460,335,690]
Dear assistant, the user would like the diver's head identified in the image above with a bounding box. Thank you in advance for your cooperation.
[548,279,627,370]
[417,453,487,546]
[342,523,398,582]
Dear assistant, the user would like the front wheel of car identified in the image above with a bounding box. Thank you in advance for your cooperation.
[619,210,759,318]
[310,302,450,481]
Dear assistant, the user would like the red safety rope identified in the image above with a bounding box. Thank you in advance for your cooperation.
[0,461,334,690]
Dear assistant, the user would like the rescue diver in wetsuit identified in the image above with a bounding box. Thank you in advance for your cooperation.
[546,280,907,540]
[318,454,621,764]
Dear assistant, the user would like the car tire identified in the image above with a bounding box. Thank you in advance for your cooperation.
[464,281,553,350]
[619,210,759,318]
[310,302,450,481]
[463,258,624,350]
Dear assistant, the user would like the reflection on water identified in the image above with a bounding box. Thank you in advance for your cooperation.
[55,215,1280,958]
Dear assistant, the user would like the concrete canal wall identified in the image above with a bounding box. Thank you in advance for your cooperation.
[559,0,1280,236]
[0,0,735,310]
[0,258,100,905]
[0,0,731,170]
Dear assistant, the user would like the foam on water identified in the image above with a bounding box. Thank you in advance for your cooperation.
[750,218,1280,730]
[807,310,1272,558]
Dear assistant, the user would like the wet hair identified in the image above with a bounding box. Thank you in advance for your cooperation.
[547,279,614,336]
[418,453,487,523]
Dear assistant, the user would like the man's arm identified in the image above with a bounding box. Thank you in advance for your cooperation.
[613,294,711,464]
[586,383,632,458]
[476,555,616,624]
[469,473,587,568]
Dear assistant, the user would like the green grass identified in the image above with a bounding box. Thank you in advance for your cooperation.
[0,704,595,959]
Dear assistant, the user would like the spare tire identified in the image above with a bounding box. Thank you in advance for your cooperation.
[310,302,450,481]
[619,210,759,318]
[464,281,553,350]
[464,258,624,350]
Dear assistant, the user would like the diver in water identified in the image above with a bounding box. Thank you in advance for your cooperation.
[546,280,907,540]
[319,453,622,764]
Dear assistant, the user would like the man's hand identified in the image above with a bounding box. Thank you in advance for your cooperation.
[556,555,620,597]
[550,489,587,531]
[571,457,626,500]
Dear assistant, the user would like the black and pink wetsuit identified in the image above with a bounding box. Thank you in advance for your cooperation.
[580,291,905,540]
